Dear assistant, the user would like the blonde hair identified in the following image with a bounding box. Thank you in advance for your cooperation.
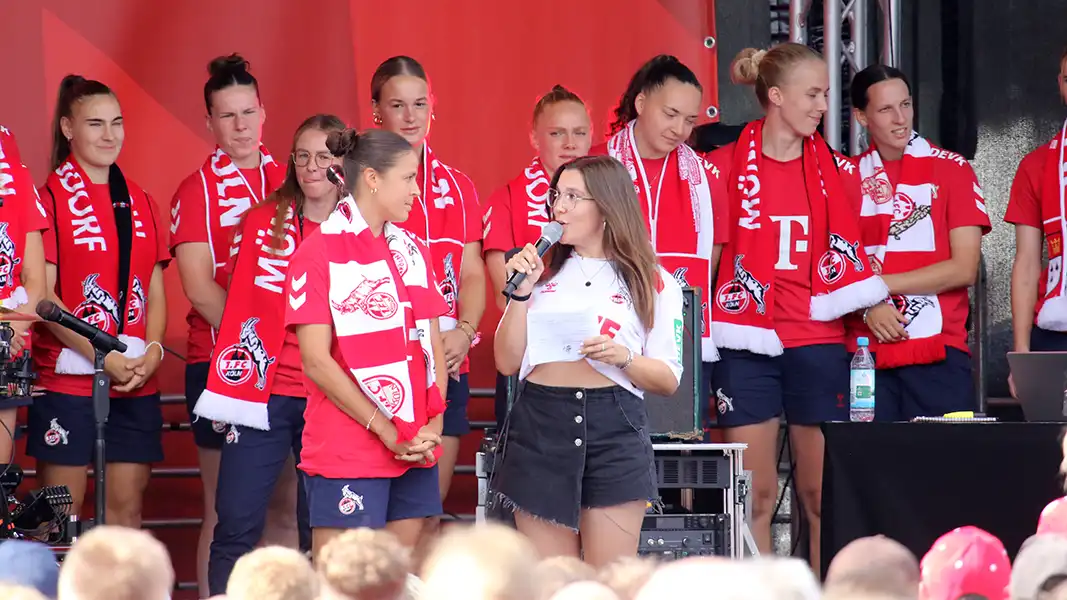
[0,583,50,600]
[730,43,824,108]
[420,524,538,600]
[598,557,659,600]
[534,556,597,600]
[317,528,410,600]
[57,526,174,600]
[226,546,318,600]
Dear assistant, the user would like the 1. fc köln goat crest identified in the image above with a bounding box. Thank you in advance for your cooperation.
[72,274,120,332]
[0,223,22,288]
[439,253,457,314]
[215,317,277,390]
[127,276,146,325]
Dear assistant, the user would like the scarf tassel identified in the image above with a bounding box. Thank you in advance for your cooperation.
[1037,295,1067,332]
[194,389,271,432]
[876,336,947,369]
[712,322,785,357]
[810,276,890,323]
[391,384,447,444]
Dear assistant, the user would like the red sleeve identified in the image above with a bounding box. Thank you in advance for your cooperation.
[24,182,49,233]
[945,160,992,233]
[39,184,58,265]
[285,234,332,327]
[1004,149,1045,229]
[481,185,516,254]
[169,173,209,252]
[0,129,48,233]
[145,193,171,266]
[457,173,482,244]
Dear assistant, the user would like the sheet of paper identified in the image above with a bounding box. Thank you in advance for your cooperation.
[526,309,599,367]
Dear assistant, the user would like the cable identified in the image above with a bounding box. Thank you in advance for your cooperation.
[0,416,15,487]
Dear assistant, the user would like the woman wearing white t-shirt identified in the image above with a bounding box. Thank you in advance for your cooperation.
[493,155,684,566]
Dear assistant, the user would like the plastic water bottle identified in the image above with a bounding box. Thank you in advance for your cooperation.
[850,337,876,422]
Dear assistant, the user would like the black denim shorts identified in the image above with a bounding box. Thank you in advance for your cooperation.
[492,382,656,530]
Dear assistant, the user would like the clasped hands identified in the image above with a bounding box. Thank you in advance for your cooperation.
[381,424,442,464]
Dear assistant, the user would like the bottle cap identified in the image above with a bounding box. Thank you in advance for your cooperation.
[857,337,869,347]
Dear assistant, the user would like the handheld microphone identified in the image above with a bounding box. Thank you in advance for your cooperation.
[502,221,563,297]
[35,300,127,354]
[326,165,345,188]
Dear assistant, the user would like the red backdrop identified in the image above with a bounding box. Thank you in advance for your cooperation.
[1,0,719,396]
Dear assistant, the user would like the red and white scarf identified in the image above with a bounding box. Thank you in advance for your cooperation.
[607,121,718,361]
[322,194,444,443]
[484,156,552,246]
[409,144,472,332]
[0,126,43,309]
[193,203,304,430]
[712,119,887,356]
[45,157,159,374]
[1037,120,1067,330]
[857,133,952,367]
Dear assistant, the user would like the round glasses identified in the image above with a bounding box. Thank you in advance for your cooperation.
[293,151,334,169]
[548,188,594,211]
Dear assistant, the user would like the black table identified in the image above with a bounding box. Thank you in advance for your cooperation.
[821,422,1064,576]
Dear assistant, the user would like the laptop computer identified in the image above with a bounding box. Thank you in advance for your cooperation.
[1006,351,1067,422]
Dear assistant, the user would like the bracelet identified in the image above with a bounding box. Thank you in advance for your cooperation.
[457,321,476,343]
[619,347,635,371]
[509,292,531,302]
[366,407,379,431]
[146,341,164,360]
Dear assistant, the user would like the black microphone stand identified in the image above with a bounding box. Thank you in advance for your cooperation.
[91,348,109,529]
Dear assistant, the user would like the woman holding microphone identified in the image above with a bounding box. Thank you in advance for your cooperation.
[285,127,449,555]
[492,155,684,566]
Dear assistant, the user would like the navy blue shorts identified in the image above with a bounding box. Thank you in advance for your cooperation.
[714,344,850,427]
[1031,327,1067,351]
[26,391,164,465]
[186,362,227,450]
[442,374,470,437]
[304,466,442,529]
[872,347,976,421]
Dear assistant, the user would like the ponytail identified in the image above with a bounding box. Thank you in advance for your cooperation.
[204,54,259,115]
[532,84,586,126]
[609,55,702,136]
[50,74,114,171]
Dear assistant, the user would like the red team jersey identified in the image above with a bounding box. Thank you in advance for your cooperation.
[706,144,863,348]
[0,126,50,288]
[285,231,449,479]
[169,167,267,364]
[848,151,990,354]
[1005,147,1050,326]
[394,160,481,374]
[482,160,555,253]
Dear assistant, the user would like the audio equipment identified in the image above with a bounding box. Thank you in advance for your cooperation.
[645,287,704,440]
[638,513,730,559]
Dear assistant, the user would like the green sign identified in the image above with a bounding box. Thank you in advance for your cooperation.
[673,318,684,362]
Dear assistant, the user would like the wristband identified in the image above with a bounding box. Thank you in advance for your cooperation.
[146,341,165,360]
[509,292,531,302]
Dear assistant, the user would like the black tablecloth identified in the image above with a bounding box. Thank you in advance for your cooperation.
[821,422,1064,576]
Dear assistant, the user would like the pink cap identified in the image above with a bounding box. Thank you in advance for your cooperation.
[1037,497,1067,536]
[919,526,1010,600]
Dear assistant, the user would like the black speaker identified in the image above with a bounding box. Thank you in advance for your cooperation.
[645,287,703,440]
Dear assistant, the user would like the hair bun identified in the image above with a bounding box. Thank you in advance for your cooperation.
[208,53,251,78]
[730,48,766,85]
[326,128,359,157]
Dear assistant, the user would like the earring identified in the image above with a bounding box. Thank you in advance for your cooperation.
[372,188,378,194]
[373,114,382,125]
[431,112,437,122]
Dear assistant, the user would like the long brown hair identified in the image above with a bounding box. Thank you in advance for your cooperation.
[263,114,346,248]
[543,156,660,330]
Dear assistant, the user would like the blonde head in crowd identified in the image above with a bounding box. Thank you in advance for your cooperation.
[225,546,319,600]
[533,556,597,600]
[730,42,829,138]
[50,75,122,174]
[609,55,703,158]
[371,56,433,150]
[262,114,346,248]
[530,85,592,175]
[544,156,660,330]
[204,54,265,167]
[57,525,174,600]
[549,581,620,600]
[0,584,49,600]
[325,128,420,226]
[316,528,410,600]
[420,523,538,600]
[597,557,658,600]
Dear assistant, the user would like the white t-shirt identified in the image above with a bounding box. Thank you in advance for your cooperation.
[518,255,685,397]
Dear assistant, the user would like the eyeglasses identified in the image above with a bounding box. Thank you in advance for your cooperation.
[548,189,594,211]
[292,151,334,169]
